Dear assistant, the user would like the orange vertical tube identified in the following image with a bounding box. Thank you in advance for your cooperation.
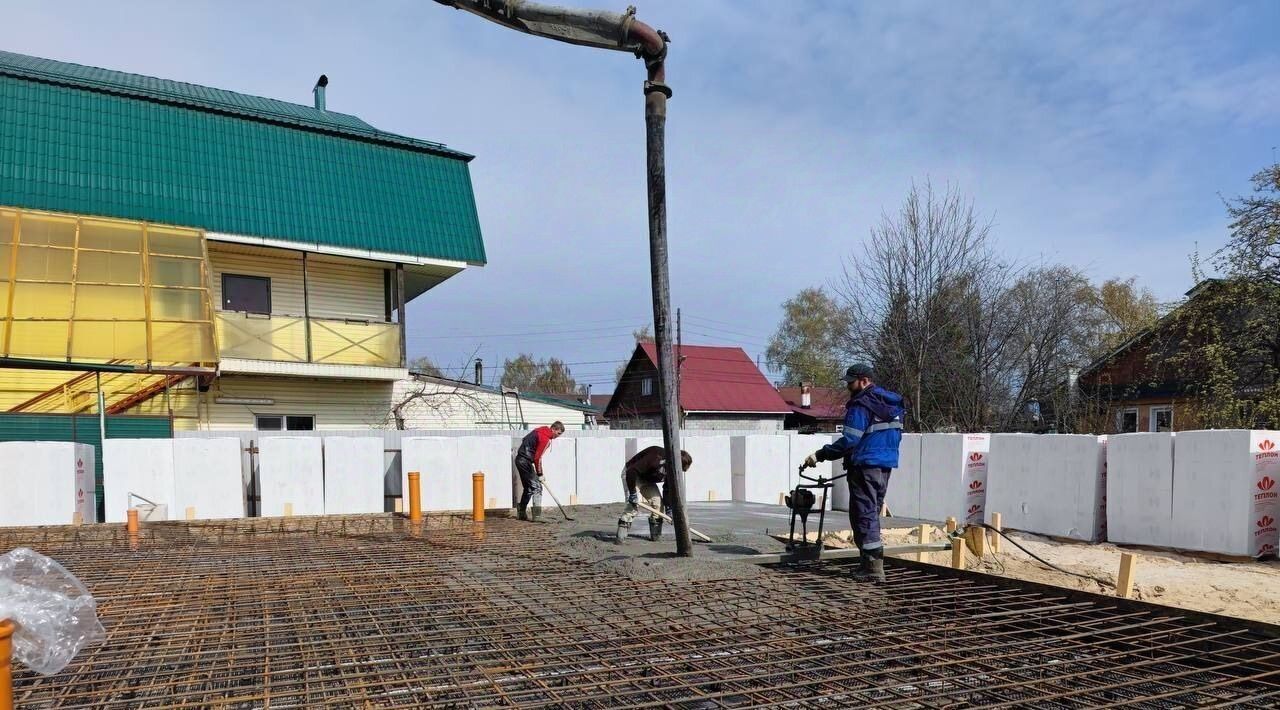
[472,472,485,522]
[0,618,14,710]
[126,508,139,534]
[407,472,422,523]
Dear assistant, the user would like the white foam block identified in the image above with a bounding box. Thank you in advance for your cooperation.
[920,434,990,524]
[884,433,923,519]
[0,442,90,527]
[536,436,577,503]
[987,434,1104,541]
[575,437,629,504]
[402,437,460,511]
[173,438,245,520]
[103,439,175,523]
[460,436,514,511]
[1172,430,1280,556]
[1106,433,1174,547]
[626,436,663,461]
[731,435,790,504]
[258,437,325,516]
[74,444,96,524]
[682,435,732,502]
[322,437,384,515]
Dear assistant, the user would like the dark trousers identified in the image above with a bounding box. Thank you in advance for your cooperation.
[515,456,541,510]
[849,466,891,551]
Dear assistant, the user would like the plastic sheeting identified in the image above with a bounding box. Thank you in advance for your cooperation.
[0,442,95,527]
[258,437,324,516]
[1106,433,1174,547]
[574,437,628,505]
[103,439,175,523]
[730,435,790,504]
[919,434,990,524]
[987,434,1105,541]
[0,547,105,675]
[321,437,384,515]
[172,438,244,520]
[1171,430,1280,556]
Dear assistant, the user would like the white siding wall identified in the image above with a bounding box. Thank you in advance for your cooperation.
[208,243,388,321]
[394,379,591,430]
[207,376,395,430]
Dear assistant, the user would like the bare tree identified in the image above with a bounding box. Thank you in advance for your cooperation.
[388,350,494,429]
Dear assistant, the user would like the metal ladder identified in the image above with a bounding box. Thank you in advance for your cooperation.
[500,387,527,430]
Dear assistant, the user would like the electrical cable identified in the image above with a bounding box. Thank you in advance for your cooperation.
[973,523,1116,588]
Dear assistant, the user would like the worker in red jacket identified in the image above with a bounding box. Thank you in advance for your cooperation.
[513,421,565,521]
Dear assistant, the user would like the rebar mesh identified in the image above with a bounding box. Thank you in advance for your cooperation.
[3,514,1279,708]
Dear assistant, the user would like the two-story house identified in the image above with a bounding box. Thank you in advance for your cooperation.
[0,50,484,430]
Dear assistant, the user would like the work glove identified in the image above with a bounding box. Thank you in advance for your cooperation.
[626,491,638,505]
[803,454,818,469]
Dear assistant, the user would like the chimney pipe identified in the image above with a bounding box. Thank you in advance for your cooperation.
[800,382,811,409]
[313,74,329,111]
[474,358,483,385]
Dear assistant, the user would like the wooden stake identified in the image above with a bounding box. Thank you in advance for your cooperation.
[1117,553,1137,599]
[185,507,196,521]
[569,494,578,506]
[283,503,293,517]
[968,526,987,558]
[71,512,83,526]
[778,492,786,506]
[488,497,497,509]
[707,490,716,502]
[945,516,957,533]
[989,512,1003,554]
[916,524,932,562]
[394,498,404,513]
[951,538,966,569]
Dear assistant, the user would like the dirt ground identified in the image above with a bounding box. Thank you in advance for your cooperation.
[820,524,1280,625]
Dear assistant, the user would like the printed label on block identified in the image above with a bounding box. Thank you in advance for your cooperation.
[1097,436,1108,540]
[962,434,990,525]
[74,447,96,523]
[1252,432,1280,557]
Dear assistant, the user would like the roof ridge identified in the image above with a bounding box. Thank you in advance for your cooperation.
[0,49,472,160]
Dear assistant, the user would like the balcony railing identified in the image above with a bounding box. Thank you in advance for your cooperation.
[216,312,401,368]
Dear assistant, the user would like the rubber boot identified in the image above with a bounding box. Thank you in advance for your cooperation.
[517,506,528,521]
[529,493,542,522]
[649,518,663,542]
[853,548,886,583]
[616,521,630,544]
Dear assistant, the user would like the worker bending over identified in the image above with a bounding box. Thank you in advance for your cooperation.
[514,421,564,521]
[804,364,904,583]
[617,446,692,543]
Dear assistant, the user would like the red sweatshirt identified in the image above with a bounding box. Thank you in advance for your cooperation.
[516,426,556,470]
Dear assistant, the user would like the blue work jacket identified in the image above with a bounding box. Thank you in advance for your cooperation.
[818,385,905,469]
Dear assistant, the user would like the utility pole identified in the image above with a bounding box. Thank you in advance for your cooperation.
[434,0,691,555]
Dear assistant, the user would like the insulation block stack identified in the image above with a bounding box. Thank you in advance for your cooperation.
[402,436,510,512]
[1171,430,1280,557]
[258,437,324,517]
[730,435,790,504]
[883,433,923,519]
[173,438,244,519]
[0,442,95,526]
[790,433,838,511]
[513,434,575,505]
[681,435,732,502]
[103,439,175,522]
[919,434,990,525]
[574,437,628,504]
[987,434,1106,541]
[322,437,385,515]
[1106,433,1176,548]
[459,435,511,511]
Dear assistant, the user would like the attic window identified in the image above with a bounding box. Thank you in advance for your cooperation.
[641,377,654,397]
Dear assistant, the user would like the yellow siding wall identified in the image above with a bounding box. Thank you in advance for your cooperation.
[208,243,387,321]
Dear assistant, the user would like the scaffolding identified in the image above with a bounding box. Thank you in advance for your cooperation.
[3,515,1279,708]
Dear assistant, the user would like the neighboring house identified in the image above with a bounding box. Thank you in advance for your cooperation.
[393,375,597,430]
[1077,279,1274,433]
[0,50,485,431]
[589,394,613,428]
[606,343,791,431]
[778,384,846,433]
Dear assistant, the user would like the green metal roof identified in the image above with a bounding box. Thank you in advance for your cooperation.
[0,50,486,264]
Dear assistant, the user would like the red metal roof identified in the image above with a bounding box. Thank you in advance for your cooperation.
[777,386,848,420]
[639,343,791,413]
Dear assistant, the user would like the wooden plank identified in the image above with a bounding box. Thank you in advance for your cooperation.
[916,524,932,562]
[1117,552,1137,599]
[990,512,1003,554]
[951,537,966,569]
[945,516,957,533]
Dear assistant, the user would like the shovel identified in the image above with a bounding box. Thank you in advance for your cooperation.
[540,478,574,521]
[634,500,713,542]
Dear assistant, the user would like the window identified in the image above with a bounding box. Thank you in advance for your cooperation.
[641,377,654,397]
[1149,406,1173,433]
[222,273,271,314]
[255,415,315,431]
[1118,408,1138,433]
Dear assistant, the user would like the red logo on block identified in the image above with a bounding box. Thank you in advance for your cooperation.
[1261,439,1276,452]
[969,480,983,490]
[1259,516,1275,528]
[967,504,980,515]
[1260,543,1277,556]
[1260,477,1277,492]
[969,452,984,462]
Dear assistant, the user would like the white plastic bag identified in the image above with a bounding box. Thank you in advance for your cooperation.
[0,548,105,675]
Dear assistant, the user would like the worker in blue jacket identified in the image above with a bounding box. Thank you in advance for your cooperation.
[804,363,905,583]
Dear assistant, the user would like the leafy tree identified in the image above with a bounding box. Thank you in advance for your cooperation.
[765,288,847,388]
[1218,162,1280,285]
[501,353,580,395]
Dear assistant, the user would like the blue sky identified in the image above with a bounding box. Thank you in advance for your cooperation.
[8,0,1279,392]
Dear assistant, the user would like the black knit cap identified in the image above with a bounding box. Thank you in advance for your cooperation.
[841,363,875,382]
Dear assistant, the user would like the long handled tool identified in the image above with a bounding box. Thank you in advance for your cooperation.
[634,500,713,542]
[540,478,574,521]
